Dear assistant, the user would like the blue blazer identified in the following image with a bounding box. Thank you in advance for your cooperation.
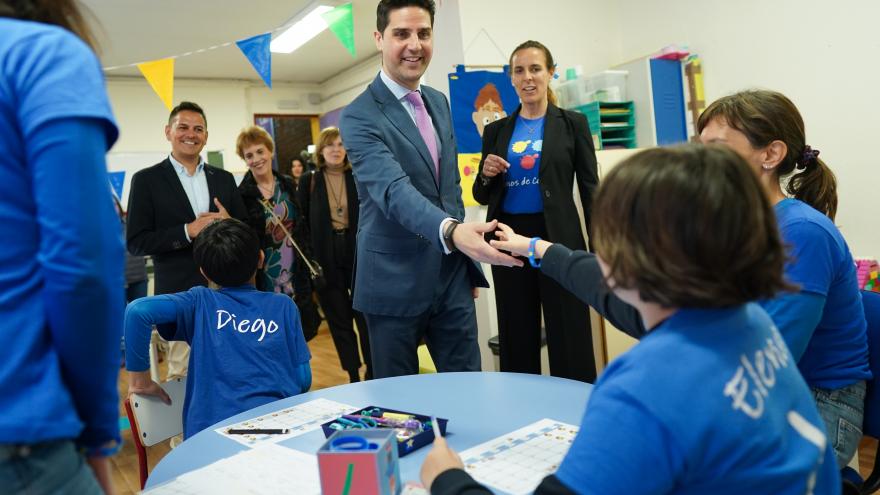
[340,74,487,317]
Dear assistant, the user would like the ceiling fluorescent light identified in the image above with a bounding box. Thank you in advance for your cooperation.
[270,5,334,54]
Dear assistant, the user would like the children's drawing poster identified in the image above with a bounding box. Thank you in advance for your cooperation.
[448,65,519,206]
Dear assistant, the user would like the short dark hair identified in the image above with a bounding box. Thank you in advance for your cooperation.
[376,0,435,33]
[192,219,260,287]
[168,101,207,127]
[592,144,794,308]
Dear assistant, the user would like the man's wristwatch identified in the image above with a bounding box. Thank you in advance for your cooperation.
[443,219,461,253]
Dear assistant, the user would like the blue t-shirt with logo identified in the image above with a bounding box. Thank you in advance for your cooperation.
[554,305,840,494]
[154,285,311,438]
[765,199,870,389]
[501,116,544,214]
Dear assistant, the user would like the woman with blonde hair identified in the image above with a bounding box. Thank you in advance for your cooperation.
[299,127,372,381]
[236,126,312,307]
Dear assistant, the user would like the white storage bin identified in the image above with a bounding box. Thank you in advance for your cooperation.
[554,78,596,108]
[587,70,628,102]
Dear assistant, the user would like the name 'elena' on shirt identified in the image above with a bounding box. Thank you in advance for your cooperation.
[216,310,279,342]
[723,328,791,420]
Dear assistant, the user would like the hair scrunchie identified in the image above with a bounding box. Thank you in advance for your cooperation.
[797,145,820,170]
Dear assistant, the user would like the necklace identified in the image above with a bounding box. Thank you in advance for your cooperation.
[519,116,542,135]
[324,170,345,217]
[257,180,275,199]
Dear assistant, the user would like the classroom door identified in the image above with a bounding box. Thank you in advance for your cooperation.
[254,114,319,173]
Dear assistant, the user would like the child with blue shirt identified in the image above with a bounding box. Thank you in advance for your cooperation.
[698,90,870,468]
[420,145,841,494]
[125,218,312,439]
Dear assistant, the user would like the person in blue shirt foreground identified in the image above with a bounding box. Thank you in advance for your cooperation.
[420,145,841,494]
[698,90,870,468]
[538,89,871,470]
[0,1,123,493]
[124,219,312,439]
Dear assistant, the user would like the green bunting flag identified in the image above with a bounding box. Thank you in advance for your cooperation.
[322,3,356,58]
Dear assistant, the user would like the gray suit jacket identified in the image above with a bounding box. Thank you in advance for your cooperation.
[340,74,487,316]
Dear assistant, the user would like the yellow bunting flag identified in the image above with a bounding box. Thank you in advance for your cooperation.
[137,58,175,111]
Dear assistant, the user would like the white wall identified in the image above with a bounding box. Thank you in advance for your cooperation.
[320,55,381,113]
[458,1,622,76]
[107,78,323,173]
[612,0,880,257]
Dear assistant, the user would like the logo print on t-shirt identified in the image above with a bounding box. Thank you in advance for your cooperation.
[520,154,539,170]
[511,140,531,153]
[532,140,543,152]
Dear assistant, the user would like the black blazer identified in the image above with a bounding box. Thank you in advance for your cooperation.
[297,169,359,290]
[238,170,311,297]
[126,158,247,294]
[473,104,599,251]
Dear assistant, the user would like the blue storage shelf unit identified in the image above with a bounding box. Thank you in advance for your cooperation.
[572,101,636,150]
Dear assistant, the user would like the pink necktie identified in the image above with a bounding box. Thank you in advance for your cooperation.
[404,90,440,180]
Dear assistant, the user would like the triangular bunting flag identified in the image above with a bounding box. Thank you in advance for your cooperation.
[236,33,272,88]
[137,58,174,111]
[322,3,356,58]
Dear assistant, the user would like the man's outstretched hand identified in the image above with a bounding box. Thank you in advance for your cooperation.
[452,220,523,267]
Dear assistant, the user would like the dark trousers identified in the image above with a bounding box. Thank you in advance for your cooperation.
[316,231,372,378]
[364,253,481,378]
[492,213,596,383]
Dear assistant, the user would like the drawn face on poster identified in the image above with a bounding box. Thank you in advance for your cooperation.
[471,83,507,137]
[448,68,520,154]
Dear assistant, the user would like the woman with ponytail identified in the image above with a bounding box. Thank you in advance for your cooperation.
[473,40,599,383]
[698,89,869,468]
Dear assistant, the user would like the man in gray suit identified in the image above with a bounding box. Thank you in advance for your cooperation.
[340,0,519,378]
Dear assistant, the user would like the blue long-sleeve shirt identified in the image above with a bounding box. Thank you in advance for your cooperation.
[125,286,312,438]
[0,19,121,453]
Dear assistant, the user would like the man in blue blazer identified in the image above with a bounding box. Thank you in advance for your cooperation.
[340,0,520,378]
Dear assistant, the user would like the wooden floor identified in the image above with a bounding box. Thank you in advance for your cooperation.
[110,321,359,494]
[108,324,879,493]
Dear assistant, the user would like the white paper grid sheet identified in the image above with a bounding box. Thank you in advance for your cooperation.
[216,398,360,447]
[142,444,320,495]
[458,419,579,495]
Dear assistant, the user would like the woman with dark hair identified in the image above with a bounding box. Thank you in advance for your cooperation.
[290,157,307,189]
[422,145,840,494]
[0,0,123,493]
[473,40,599,382]
[235,126,312,305]
[298,127,372,382]
[698,89,870,468]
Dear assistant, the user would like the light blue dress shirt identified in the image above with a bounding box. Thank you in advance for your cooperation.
[168,153,209,242]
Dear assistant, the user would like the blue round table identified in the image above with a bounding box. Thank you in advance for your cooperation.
[146,372,591,490]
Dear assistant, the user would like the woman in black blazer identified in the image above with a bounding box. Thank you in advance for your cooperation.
[474,41,599,382]
[298,127,372,382]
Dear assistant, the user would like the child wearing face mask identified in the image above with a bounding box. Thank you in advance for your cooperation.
[420,145,841,495]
